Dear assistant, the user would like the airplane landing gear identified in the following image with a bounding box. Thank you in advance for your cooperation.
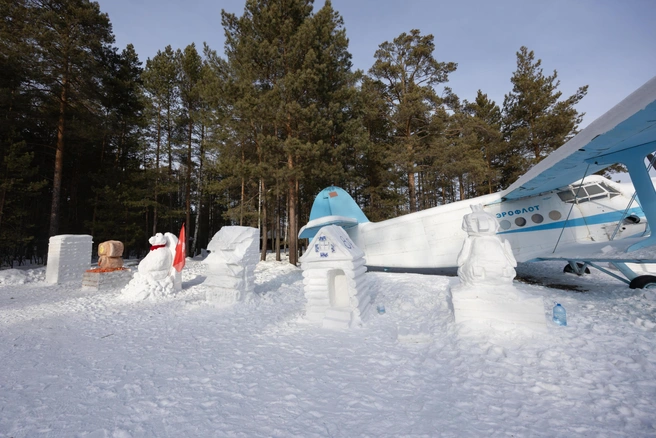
[629,275,656,289]
[563,262,591,275]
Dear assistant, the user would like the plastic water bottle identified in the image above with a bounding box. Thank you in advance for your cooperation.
[377,304,385,314]
[552,303,567,326]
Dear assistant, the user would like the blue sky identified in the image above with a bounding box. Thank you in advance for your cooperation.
[100,0,656,127]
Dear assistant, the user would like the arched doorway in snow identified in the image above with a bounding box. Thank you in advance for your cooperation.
[328,269,349,308]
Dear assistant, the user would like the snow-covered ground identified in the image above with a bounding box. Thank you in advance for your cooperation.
[1,256,655,437]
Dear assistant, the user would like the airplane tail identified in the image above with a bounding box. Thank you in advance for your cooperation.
[298,186,369,239]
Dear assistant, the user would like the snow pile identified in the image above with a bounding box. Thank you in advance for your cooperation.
[0,269,27,285]
[203,226,259,306]
[121,232,179,301]
[45,234,92,284]
[1,256,656,436]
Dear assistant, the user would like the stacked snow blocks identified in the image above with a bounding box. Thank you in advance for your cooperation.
[83,269,133,290]
[45,234,93,284]
[203,226,259,306]
[300,225,372,329]
[451,286,546,332]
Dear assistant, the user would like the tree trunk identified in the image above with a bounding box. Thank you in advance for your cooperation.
[260,179,268,261]
[49,62,69,237]
[185,118,192,256]
[167,103,173,231]
[91,124,108,236]
[406,120,417,212]
[287,154,298,265]
[191,124,204,257]
[154,106,161,234]
[0,183,6,228]
[275,190,281,262]
[459,175,466,201]
[240,147,245,226]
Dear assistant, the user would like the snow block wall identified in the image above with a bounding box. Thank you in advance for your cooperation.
[451,204,545,332]
[203,226,259,306]
[45,234,93,284]
[300,225,372,329]
[83,269,133,290]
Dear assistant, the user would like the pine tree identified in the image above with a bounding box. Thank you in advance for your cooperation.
[501,46,587,187]
[28,0,115,236]
[368,29,456,212]
[222,0,357,265]
[142,45,180,234]
[89,43,148,252]
[355,77,402,220]
[177,44,203,256]
[464,90,503,195]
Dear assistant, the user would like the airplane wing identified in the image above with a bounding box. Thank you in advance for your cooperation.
[502,76,656,201]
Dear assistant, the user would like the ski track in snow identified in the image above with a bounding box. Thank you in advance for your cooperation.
[1,258,655,437]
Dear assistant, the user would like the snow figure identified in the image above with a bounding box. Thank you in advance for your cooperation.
[138,233,172,280]
[450,204,546,332]
[203,226,259,307]
[121,232,181,301]
[457,204,517,286]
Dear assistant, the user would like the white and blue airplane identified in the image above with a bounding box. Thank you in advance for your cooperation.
[299,76,656,288]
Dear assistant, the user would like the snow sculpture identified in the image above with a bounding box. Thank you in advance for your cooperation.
[121,232,181,301]
[97,240,125,270]
[451,204,546,332]
[457,204,516,286]
[203,226,259,306]
[300,225,373,329]
[45,234,93,284]
[138,233,173,280]
[82,240,132,290]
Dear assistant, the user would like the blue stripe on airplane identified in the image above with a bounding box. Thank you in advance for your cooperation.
[497,208,645,234]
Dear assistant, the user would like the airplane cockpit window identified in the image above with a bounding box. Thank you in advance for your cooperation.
[599,182,621,196]
[583,184,604,197]
[557,183,617,203]
[557,190,576,202]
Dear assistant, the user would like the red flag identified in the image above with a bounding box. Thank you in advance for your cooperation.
[173,223,186,272]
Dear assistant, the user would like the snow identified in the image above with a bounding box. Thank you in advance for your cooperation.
[1,255,656,436]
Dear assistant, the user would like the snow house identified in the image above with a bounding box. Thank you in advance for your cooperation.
[300,225,373,329]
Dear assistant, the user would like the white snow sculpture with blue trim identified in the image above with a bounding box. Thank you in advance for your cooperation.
[300,225,373,329]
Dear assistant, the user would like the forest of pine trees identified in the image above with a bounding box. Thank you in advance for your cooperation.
[0,0,588,266]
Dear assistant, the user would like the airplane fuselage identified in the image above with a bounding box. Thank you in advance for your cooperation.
[346,175,646,270]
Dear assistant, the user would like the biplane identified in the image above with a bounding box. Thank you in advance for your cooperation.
[299,76,656,288]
